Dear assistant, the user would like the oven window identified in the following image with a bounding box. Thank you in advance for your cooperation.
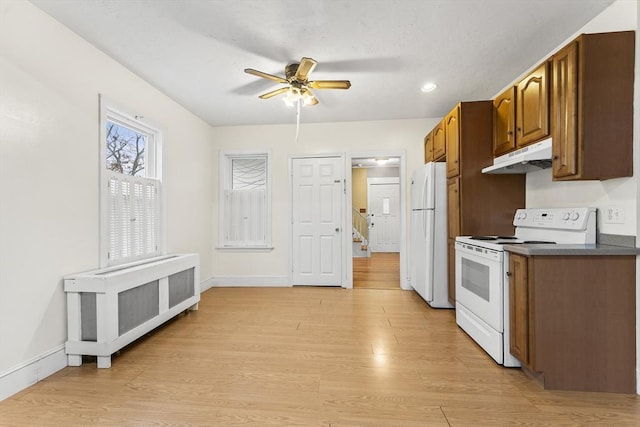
[461,258,490,302]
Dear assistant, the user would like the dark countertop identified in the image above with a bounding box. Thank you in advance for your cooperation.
[504,243,640,256]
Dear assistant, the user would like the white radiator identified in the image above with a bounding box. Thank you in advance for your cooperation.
[64,254,200,368]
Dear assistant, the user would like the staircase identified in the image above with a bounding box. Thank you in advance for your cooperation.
[352,208,371,258]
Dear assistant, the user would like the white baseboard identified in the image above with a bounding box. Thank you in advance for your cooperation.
[211,275,290,287]
[637,368,640,395]
[200,276,215,292]
[0,345,67,401]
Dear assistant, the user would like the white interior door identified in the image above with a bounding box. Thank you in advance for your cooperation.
[368,178,400,253]
[291,157,343,286]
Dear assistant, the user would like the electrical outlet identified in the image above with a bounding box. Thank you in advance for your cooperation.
[604,206,625,224]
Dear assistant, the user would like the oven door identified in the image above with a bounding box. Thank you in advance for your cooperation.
[454,241,503,332]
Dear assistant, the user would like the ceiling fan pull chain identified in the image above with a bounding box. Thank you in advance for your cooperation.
[295,98,301,143]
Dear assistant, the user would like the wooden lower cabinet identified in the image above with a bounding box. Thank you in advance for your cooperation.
[508,253,530,366]
[507,253,636,393]
[446,177,460,304]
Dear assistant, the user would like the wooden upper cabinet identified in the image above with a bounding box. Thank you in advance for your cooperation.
[493,87,516,156]
[551,31,634,181]
[445,106,460,178]
[432,121,446,160]
[551,41,578,178]
[516,62,549,148]
[424,131,434,163]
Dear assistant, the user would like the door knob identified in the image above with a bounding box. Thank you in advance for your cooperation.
[335,227,340,232]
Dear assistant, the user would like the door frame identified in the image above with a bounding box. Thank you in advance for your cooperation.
[289,154,347,287]
[346,151,408,290]
[367,177,401,253]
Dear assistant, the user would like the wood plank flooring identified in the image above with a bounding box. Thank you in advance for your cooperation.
[1,287,639,426]
[353,252,400,289]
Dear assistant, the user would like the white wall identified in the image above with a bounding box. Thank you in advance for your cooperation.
[211,119,435,282]
[0,0,214,391]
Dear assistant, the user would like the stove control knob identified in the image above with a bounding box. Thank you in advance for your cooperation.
[570,211,580,221]
[517,212,527,220]
[562,212,570,220]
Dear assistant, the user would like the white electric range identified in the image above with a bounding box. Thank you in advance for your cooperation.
[454,207,597,366]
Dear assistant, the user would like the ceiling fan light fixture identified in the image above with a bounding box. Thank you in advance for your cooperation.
[283,86,316,107]
[421,82,438,93]
[246,57,350,107]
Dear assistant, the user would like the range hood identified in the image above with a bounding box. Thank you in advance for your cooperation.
[482,138,552,174]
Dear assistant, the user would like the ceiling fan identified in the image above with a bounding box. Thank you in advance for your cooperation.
[244,57,351,106]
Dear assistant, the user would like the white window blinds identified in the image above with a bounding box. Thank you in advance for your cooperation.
[107,172,160,263]
[220,153,271,248]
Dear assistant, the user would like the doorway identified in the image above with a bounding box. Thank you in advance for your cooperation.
[350,155,403,290]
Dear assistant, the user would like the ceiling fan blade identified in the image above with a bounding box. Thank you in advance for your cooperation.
[308,80,352,90]
[258,87,290,99]
[245,68,287,84]
[294,57,318,81]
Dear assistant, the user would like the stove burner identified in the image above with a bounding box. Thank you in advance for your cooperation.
[496,236,518,240]
[470,236,497,240]
[523,241,556,244]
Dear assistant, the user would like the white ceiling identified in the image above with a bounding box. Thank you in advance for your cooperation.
[30,0,616,127]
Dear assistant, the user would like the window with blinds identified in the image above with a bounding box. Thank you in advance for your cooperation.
[220,153,271,248]
[100,96,163,266]
[107,174,159,262]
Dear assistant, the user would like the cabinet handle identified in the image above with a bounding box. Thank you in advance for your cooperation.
[552,155,559,160]
[516,127,522,132]
[507,131,513,135]
[506,271,512,277]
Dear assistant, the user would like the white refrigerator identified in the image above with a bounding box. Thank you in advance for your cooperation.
[410,162,451,308]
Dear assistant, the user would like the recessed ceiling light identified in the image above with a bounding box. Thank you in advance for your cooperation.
[421,82,437,93]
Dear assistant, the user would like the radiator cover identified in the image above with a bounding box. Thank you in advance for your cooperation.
[64,254,200,368]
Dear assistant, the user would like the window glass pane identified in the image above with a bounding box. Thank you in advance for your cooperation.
[106,120,147,177]
[231,158,266,190]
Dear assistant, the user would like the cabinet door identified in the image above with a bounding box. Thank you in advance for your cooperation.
[424,132,434,163]
[493,87,517,156]
[551,41,578,179]
[516,62,549,147]
[448,239,456,304]
[509,253,530,366]
[446,177,460,239]
[432,121,446,160]
[445,106,460,177]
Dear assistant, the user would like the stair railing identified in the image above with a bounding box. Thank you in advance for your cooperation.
[352,208,369,245]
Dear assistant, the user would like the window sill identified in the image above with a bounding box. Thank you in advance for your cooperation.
[216,246,274,253]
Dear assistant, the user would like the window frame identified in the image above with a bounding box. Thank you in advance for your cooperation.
[218,150,273,251]
[99,95,165,267]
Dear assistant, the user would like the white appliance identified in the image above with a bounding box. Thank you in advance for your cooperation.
[410,162,451,308]
[454,207,596,366]
[481,138,552,174]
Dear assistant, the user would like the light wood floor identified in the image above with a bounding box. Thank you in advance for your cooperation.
[353,252,400,289]
[1,287,639,426]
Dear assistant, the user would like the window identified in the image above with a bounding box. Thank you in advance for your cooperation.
[219,151,271,249]
[99,96,163,266]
